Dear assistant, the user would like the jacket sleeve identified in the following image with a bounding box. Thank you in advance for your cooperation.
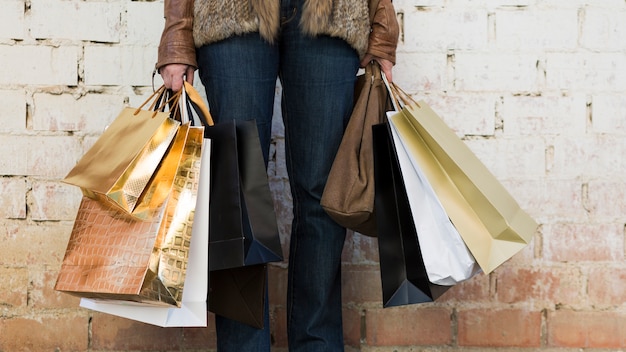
[156,0,198,71]
[366,0,399,65]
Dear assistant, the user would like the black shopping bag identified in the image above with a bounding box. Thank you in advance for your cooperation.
[208,264,267,329]
[372,123,449,307]
[205,119,283,271]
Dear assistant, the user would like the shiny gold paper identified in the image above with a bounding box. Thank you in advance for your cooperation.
[55,124,204,307]
[389,101,537,274]
[63,88,181,218]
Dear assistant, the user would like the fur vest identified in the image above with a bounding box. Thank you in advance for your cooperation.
[193,0,371,57]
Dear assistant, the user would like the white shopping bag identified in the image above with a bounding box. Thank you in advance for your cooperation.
[388,112,481,285]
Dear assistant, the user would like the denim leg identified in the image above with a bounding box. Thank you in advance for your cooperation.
[196,34,279,352]
[279,4,360,351]
[196,34,278,164]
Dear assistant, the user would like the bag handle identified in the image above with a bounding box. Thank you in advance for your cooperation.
[183,81,215,127]
[381,73,420,111]
[132,85,183,118]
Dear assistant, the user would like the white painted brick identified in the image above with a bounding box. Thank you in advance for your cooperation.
[513,180,586,223]
[585,181,626,222]
[394,53,447,92]
[33,93,125,132]
[125,1,165,45]
[454,53,538,92]
[0,136,82,178]
[0,178,27,219]
[0,45,78,85]
[30,180,82,221]
[592,94,626,134]
[129,90,158,110]
[447,0,536,7]
[546,53,626,92]
[0,90,27,132]
[495,9,578,51]
[84,45,158,86]
[501,95,587,136]
[420,94,496,136]
[402,9,488,51]
[394,0,441,8]
[580,8,626,52]
[0,222,75,266]
[464,137,546,179]
[549,135,626,179]
[30,0,122,43]
[271,80,284,137]
[535,0,625,8]
[0,0,25,40]
[543,223,624,263]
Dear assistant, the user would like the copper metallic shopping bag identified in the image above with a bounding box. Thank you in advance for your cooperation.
[387,88,537,273]
[55,122,205,308]
[63,86,181,219]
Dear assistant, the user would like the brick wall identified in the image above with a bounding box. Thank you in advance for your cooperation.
[1,0,625,351]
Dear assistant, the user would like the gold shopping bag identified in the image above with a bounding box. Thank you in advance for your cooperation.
[63,86,181,218]
[388,91,537,273]
[55,123,204,307]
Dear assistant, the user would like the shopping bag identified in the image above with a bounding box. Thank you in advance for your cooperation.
[58,83,212,327]
[321,61,394,237]
[208,264,267,329]
[204,119,283,272]
[55,121,204,304]
[63,86,181,218]
[79,152,209,327]
[388,118,481,285]
[387,86,537,273]
[372,123,450,307]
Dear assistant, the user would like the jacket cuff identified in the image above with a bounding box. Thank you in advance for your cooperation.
[367,0,399,65]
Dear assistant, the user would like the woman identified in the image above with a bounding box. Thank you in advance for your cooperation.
[157,0,399,350]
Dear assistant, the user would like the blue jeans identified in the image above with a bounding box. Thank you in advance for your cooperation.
[196,0,360,350]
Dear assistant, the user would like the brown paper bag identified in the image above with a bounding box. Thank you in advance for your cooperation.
[388,97,537,273]
[63,86,180,218]
[321,62,393,237]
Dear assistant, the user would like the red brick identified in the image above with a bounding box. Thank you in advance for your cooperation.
[495,265,583,305]
[457,308,541,347]
[271,306,288,348]
[342,307,363,348]
[342,231,379,263]
[365,306,452,346]
[437,271,491,302]
[342,264,382,304]
[180,313,217,350]
[268,264,287,307]
[543,223,623,262]
[588,267,626,307]
[0,314,88,351]
[91,312,184,350]
[547,309,626,348]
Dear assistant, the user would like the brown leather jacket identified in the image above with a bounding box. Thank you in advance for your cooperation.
[156,0,399,71]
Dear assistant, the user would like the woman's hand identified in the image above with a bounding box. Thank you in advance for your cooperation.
[360,54,394,82]
[159,64,195,91]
